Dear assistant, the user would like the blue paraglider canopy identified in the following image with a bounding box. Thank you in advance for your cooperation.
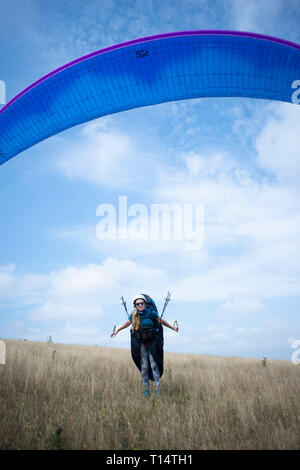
[0,30,300,165]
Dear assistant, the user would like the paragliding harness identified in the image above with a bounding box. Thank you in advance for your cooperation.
[132,294,160,342]
[116,292,172,341]
[134,323,156,341]
[115,292,173,382]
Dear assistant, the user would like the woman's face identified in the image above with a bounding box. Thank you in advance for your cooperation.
[135,299,145,312]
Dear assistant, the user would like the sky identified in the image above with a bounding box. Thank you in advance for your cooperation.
[1,0,300,361]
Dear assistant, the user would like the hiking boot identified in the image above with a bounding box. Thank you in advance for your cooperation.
[155,388,161,397]
[144,388,149,397]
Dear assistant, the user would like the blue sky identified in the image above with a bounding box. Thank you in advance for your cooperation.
[1,0,300,360]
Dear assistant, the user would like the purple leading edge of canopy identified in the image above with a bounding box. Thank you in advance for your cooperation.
[1,29,300,115]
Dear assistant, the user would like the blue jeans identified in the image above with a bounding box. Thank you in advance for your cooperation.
[140,343,160,388]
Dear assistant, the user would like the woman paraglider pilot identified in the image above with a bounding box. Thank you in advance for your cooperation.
[112,294,178,397]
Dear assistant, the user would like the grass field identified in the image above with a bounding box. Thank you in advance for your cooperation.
[0,338,299,450]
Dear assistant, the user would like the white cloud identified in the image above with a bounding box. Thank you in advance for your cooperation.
[28,300,104,323]
[219,297,265,314]
[49,103,300,304]
[2,258,168,324]
[229,0,282,32]
[229,0,300,44]
[0,263,16,295]
[56,120,135,188]
[255,103,300,183]
[50,323,107,345]
[155,150,300,251]
[184,150,234,178]
[147,128,300,302]
[177,319,300,359]
[2,259,300,358]
[13,322,108,346]
[172,249,300,303]
[54,118,165,191]
[52,221,208,263]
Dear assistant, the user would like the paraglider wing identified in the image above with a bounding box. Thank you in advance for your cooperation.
[0,30,300,165]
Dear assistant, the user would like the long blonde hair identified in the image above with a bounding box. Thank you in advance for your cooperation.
[131,308,141,331]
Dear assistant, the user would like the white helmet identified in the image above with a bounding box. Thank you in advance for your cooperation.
[133,294,146,305]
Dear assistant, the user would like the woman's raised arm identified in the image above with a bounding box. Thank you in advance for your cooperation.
[158,317,179,332]
[113,320,131,336]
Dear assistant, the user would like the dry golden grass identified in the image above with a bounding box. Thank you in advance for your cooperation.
[0,338,299,450]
